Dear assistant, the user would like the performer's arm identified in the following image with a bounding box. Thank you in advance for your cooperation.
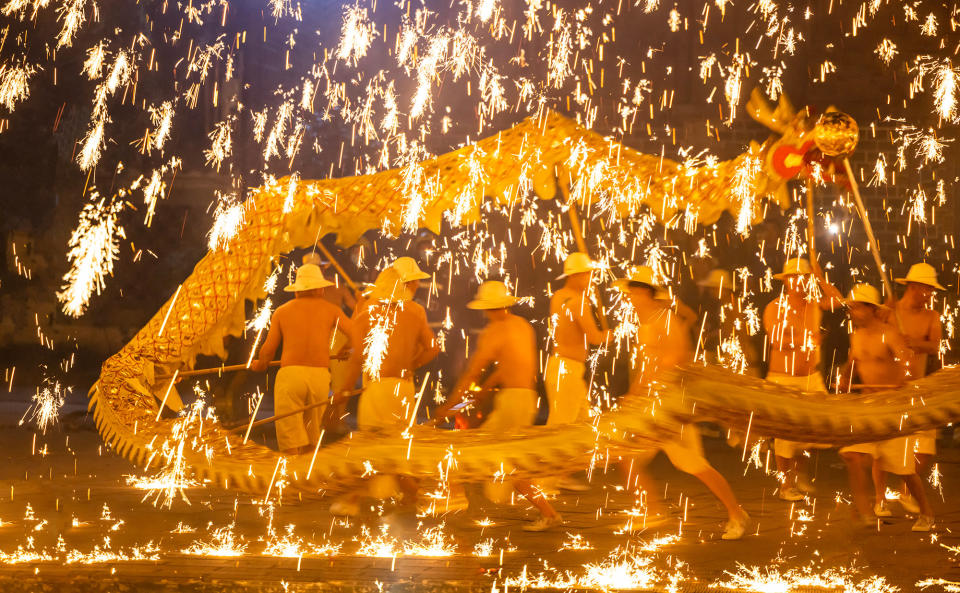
[251,311,282,371]
[334,310,367,403]
[886,325,915,379]
[572,296,610,346]
[411,306,440,369]
[811,264,843,311]
[434,330,496,418]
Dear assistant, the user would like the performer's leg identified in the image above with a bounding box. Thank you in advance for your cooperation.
[840,451,873,520]
[902,474,934,517]
[692,467,748,522]
[513,480,559,518]
[871,459,887,507]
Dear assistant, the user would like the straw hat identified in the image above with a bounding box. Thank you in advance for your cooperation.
[367,267,411,303]
[848,283,887,308]
[284,264,334,292]
[301,252,329,267]
[895,262,945,290]
[774,257,813,280]
[614,266,659,290]
[557,252,594,279]
[467,281,518,310]
[391,256,430,282]
[697,268,733,290]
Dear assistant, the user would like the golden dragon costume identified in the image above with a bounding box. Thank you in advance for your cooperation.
[88,98,960,495]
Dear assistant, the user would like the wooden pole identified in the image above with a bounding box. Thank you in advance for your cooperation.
[842,158,893,300]
[158,355,348,381]
[559,175,610,331]
[216,389,362,438]
[805,179,818,271]
[314,242,360,296]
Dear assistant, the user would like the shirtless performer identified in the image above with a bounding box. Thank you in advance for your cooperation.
[622,267,750,540]
[891,263,944,512]
[544,253,611,491]
[547,255,610,413]
[327,256,431,433]
[698,268,760,374]
[836,284,935,531]
[433,281,563,531]
[763,257,843,501]
[302,252,356,424]
[328,265,439,516]
[251,264,353,455]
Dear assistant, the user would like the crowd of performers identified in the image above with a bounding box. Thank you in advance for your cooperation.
[249,250,945,538]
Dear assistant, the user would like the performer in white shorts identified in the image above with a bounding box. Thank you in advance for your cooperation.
[543,253,611,490]
[620,267,750,540]
[762,257,843,501]
[891,263,944,512]
[434,281,562,531]
[836,284,934,531]
[329,264,439,516]
[252,264,353,455]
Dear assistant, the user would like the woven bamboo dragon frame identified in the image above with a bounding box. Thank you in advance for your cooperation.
[88,108,960,496]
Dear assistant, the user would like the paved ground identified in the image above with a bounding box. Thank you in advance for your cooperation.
[0,407,959,592]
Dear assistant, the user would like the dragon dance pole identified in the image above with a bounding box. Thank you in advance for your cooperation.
[559,171,610,331]
[813,111,893,299]
[842,158,893,300]
[314,241,361,297]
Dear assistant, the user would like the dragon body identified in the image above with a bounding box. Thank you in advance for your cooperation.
[88,110,960,495]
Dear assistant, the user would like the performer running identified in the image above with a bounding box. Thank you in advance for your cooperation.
[887,262,944,513]
[546,254,610,421]
[544,252,611,491]
[621,267,750,540]
[697,268,760,374]
[433,281,563,531]
[328,265,440,516]
[763,257,842,501]
[251,264,353,455]
[836,284,935,531]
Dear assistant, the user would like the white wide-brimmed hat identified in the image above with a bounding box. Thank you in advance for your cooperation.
[774,257,813,280]
[284,264,334,292]
[895,262,945,290]
[614,266,659,290]
[697,268,733,290]
[557,252,594,279]
[467,281,518,310]
[392,256,430,282]
[848,283,887,308]
[367,267,411,303]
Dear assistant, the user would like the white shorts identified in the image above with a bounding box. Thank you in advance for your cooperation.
[483,388,538,432]
[634,423,712,476]
[840,437,914,475]
[274,366,330,451]
[357,378,416,431]
[544,355,589,425]
[766,371,831,459]
[909,429,937,456]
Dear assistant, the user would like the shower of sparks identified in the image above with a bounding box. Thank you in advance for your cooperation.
[207,192,246,251]
[19,379,67,434]
[57,196,125,317]
[363,303,398,381]
[0,60,35,111]
[712,563,898,593]
[182,523,247,556]
[337,5,376,66]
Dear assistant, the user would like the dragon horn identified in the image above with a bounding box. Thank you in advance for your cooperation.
[746,87,787,134]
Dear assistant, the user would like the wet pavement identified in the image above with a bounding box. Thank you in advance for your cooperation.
[0,406,958,592]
